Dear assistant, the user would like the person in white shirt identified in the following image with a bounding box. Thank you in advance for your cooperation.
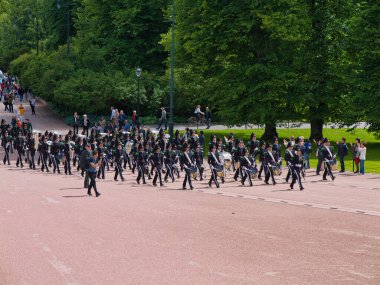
[194,105,204,125]
[358,142,367,175]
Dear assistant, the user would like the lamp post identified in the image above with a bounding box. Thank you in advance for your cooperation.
[56,0,70,54]
[168,0,175,137]
[136,67,142,126]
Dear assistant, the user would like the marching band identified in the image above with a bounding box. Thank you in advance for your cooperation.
[0,118,340,195]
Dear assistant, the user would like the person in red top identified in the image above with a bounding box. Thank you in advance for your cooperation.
[131,110,137,127]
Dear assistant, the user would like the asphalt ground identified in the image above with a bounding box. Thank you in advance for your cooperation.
[1,97,379,285]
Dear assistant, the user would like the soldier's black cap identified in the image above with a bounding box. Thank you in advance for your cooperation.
[287,142,293,148]
[294,145,301,151]
[322,138,329,143]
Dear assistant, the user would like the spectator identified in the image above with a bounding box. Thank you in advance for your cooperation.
[114,109,120,128]
[194,105,204,125]
[73,112,79,134]
[131,110,138,127]
[336,137,348,173]
[110,107,116,123]
[157,107,167,130]
[199,131,205,148]
[100,116,106,131]
[118,110,126,129]
[18,104,25,122]
[30,97,36,115]
[304,139,312,169]
[82,114,90,137]
[123,119,131,132]
[351,138,360,173]
[358,142,367,175]
[205,107,212,129]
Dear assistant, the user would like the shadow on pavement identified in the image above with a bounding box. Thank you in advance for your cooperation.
[62,195,88,198]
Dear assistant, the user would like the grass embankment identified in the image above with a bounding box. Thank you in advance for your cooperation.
[195,128,380,174]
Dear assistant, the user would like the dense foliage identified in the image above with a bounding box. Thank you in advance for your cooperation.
[0,0,378,138]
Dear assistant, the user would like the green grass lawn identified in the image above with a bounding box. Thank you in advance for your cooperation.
[194,128,380,174]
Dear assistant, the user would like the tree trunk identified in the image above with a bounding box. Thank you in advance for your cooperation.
[262,122,278,142]
[309,117,324,141]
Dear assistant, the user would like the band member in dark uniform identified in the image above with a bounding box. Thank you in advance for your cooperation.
[136,144,147,184]
[97,141,106,179]
[233,139,246,181]
[14,133,24,168]
[27,133,36,170]
[51,135,61,174]
[81,144,92,188]
[87,150,101,197]
[264,144,277,185]
[240,150,256,187]
[247,133,260,155]
[180,143,194,190]
[285,142,294,182]
[63,136,72,175]
[40,136,50,172]
[289,145,304,190]
[152,145,164,186]
[257,141,266,180]
[2,131,11,165]
[193,144,204,181]
[164,143,175,183]
[208,145,222,188]
[320,138,336,181]
[113,143,125,182]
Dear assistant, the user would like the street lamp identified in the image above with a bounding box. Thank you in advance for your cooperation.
[136,67,142,126]
[168,0,175,137]
[56,0,70,54]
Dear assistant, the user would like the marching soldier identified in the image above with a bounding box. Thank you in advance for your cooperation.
[2,131,11,165]
[208,145,221,188]
[289,145,304,190]
[240,150,255,187]
[180,143,194,190]
[233,139,246,181]
[27,132,36,170]
[320,138,336,181]
[264,144,277,185]
[136,144,147,184]
[113,143,125,182]
[151,145,164,186]
[87,150,101,197]
[63,136,72,175]
[14,133,24,168]
[257,141,267,180]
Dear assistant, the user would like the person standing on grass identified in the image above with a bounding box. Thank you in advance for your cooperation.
[358,142,367,175]
[336,137,348,173]
[205,107,212,129]
[351,138,361,173]
[73,112,79,134]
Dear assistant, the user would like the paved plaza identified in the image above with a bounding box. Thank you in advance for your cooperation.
[0,100,379,284]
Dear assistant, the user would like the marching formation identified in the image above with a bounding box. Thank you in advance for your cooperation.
[0,118,339,196]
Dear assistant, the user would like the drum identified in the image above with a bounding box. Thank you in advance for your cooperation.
[330,159,338,171]
[246,166,258,179]
[223,152,232,170]
[188,165,198,179]
[272,165,282,176]
[125,141,133,154]
[214,165,224,177]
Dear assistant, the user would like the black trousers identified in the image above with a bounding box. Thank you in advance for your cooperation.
[164,163,174,181]
[242,169,253,186]
[183,169,193,189]
[258,163,264,178]
[114,161,124,180]
[16,149,23,167]
[136,163,146,183]
[64,156,71,174]
[88,172,99,194]
[153,168,163,185]
[73,124,78,135]
[316,157,323,174]
[97,159,105,179]
[29,150,36,169]
[264,165,276,184]
[3,147,10,164]
[41,153,49,171]
[290,167,303,189]
[323,162,334,180]
[52,154,60,173]
[209,168,219,187]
